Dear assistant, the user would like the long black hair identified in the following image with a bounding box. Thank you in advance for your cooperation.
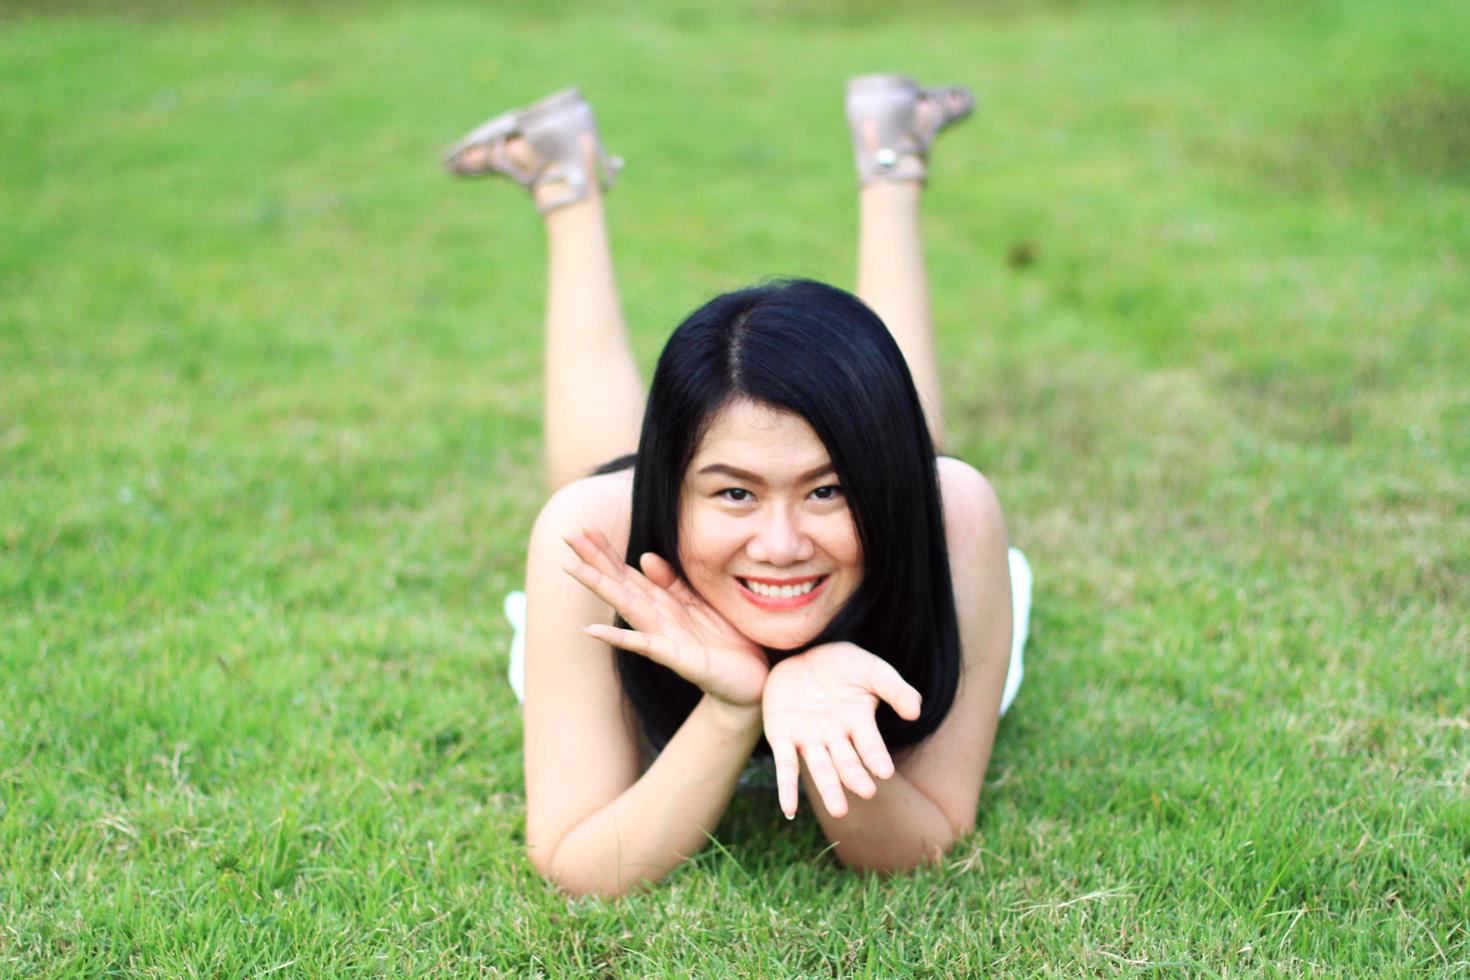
[614,278,962,757]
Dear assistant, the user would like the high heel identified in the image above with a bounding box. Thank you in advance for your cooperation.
[844,74,974,186]
[443,87,624,215]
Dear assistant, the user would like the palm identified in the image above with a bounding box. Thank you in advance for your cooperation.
[762,642,922,819]
[637,577,767,706]
[763,648,881,741]
[563,528,767,707]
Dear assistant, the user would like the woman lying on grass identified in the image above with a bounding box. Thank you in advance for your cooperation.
[443,76,1031,897]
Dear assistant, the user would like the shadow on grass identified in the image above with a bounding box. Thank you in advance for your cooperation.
[705,706,1036,884]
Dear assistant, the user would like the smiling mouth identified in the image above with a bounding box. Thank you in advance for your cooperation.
[735,575,828,609]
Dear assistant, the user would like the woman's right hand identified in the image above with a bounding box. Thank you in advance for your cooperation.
[562,528,769,709]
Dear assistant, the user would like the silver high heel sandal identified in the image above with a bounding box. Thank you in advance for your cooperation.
[443,87,624,215]
[844,74,974,186]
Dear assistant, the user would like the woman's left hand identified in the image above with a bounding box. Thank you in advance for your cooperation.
[762,642,922,819]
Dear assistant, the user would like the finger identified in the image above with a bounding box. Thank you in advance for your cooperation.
[568,531,664,605]
[561,553,616,599]
[561,554,623,605]
[639,552,701,605]
[828,736,878,799]
[562,558,659,628]
[632,555,704,625]
[800,742,849,818]
[582,624,679,668]
[867,658,923,720]
[585,526,630,573]
[852,722,895,780]
[639,551,676,589]
[563,531,632,585]
[772,739,800,820]
[565,535,667,613]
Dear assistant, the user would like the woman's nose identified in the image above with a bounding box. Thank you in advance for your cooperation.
[746,506,815,566]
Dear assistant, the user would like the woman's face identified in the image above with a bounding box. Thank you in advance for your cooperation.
[677,398,863,651]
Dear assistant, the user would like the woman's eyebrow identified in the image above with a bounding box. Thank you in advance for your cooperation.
[696,462,835,484]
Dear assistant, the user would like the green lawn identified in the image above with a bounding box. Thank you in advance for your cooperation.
[2,0,1467,974]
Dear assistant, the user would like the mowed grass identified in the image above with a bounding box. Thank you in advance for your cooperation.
[2,0,1468,973]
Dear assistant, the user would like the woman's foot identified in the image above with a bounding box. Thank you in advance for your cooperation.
[443,87,624,215]
[845,74,974,186]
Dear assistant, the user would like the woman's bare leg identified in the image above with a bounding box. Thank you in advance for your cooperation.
[856,180,946,450]
[483,134,643,491]
[537,162,644,491]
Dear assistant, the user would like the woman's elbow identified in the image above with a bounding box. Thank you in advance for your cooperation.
[528,845,655,900]
[832,829,966,875]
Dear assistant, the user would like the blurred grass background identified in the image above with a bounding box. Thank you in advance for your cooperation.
[2,0,1467,973]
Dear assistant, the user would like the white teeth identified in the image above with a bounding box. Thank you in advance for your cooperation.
[744,578,819,598]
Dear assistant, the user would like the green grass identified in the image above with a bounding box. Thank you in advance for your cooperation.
[2,0,1468,973]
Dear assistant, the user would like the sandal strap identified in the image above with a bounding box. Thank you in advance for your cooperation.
[443,110,528,179]
[443,87,622,214]
[845,74,974,185]
[531,152,624,215]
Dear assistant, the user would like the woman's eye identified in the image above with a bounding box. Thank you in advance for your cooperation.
[810,485,843,501]
[718,488,752,502]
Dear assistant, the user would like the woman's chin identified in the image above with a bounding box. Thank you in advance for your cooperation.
[741,622,820,653]
[709,594,833,652]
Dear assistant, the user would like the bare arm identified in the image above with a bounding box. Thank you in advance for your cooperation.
[541,697,761,896]
[798,762,960,871]
[522,476,768,897]
[780,460,1013,870]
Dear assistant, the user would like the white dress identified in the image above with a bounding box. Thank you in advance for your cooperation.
[504,548,1032,716]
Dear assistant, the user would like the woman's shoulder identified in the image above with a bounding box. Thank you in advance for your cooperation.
[936,455,1002,515]
[935,457,1013,678]
[935,455,1006,555]
[530,467,636,553]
